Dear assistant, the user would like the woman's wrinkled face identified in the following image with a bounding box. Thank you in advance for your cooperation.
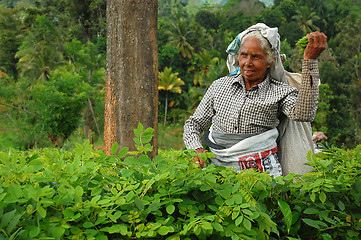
[239,36,270,88]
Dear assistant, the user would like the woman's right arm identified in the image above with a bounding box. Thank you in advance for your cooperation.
[183,83,216,150]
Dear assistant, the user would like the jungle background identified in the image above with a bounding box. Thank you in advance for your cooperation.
[0,0,360,151]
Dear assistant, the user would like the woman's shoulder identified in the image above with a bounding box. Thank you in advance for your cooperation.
[269,77,298,93]
[212,74,239,86]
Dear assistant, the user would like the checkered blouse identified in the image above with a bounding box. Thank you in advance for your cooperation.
[183,59,320,150]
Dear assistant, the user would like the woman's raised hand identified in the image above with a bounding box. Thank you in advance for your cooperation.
[304,31,327,60]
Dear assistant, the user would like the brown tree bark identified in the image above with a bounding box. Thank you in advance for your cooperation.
[104,0,158,158]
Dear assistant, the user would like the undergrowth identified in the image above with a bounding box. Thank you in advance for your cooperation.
[0,123,360,239]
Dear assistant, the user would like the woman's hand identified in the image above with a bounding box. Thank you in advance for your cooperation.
[304,31,327,60]
[194,148,208,168]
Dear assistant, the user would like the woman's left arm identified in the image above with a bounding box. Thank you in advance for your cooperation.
[281,32,327,121]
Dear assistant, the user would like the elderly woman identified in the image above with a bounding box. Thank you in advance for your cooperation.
[183,23,327,177]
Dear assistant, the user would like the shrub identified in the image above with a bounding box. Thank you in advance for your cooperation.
[0,124,360,239]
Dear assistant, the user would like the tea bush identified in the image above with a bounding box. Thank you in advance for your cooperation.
[0,123,360,239]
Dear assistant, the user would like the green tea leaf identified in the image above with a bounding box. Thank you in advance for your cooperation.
[166,204,175,214]
[242,218,252,231]
[8,184,22,198]
[1,210,16,228]
[319,191,327,203]
[138,123,144,133]
[6,213,21,233]
[337,200,345,211]
[212,222,224,232]
[135,198,145,211]
[232,181,241,194]
[118,147,129,158]
[133,138,141,145]
[37,205,46,218]
[201,222,213,230]
[75,186,84,197]
[110,142,119,155]
[134,129,141,138]
[50,226,65,238]
[235,215,244,226]
[28,159,44,172]
[302,218,321,229]
[296,35,308,55]
[158,226,170,235]
[304,208,319,214]
[29,226,40,238]
[278,200,292,234]
[219,187,232,199]
[310,192,316,202]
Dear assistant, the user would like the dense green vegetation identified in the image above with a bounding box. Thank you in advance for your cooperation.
[1,0,361,150]
[0,124,360,239]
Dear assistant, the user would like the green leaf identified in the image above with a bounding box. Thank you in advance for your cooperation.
[304,208,319,214]
[320,233,333,240]
[28,159,44,172]
[166,204,175,214]
[29,226,40,238]
[135,198,144,211]
[37,206,46,218]
[319,191,327,203]
[310,192,316,202]
[337,201,345,211]
[83,222,95,228]
[219,187,232,199]
[111,142,119,155]
[232,181,241,194]
[118,147,129,158]
[133,138,141,145]
[1,210,16,228]
[302,218,321,229]
[201,222,213,230]
[284,173,296,181]
[50,226,65,238]
[242,218,252,231]
[91,187,102,196]
[107,224,119,233]
[200,185,212,191]
[134,128,141,138]
[158,226,169,235]
[142,128,154,143]
[355,179,361,192]
[91,195,101,203]
[96,233,108,240]
[212,222,223,232]
[75,186,84,197]
[235,215,244,226]
[278,200,292,234]
[8,184,22,198]
[138,123,144,132]
[6,213,21,233]
[125,191,135,202]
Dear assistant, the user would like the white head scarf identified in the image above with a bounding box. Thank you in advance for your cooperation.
[226,23,286,83]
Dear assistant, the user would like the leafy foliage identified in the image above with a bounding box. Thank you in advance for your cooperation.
[1,0,361,148]
[0,124,360,239]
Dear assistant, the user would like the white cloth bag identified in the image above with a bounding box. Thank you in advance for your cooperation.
[277,72,315,175]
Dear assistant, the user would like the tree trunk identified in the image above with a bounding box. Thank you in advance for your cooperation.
[104,0,158,158]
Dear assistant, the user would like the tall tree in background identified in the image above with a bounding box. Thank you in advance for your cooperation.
[158,67,185,125]
[0,7,23,79]
[104,0,158,157]
[292,5,320,34]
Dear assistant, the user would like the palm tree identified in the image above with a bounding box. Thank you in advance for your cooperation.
[292,6,320,34]
[16,45,63,82]
[165,17,194,59]
[158,67,185,125]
